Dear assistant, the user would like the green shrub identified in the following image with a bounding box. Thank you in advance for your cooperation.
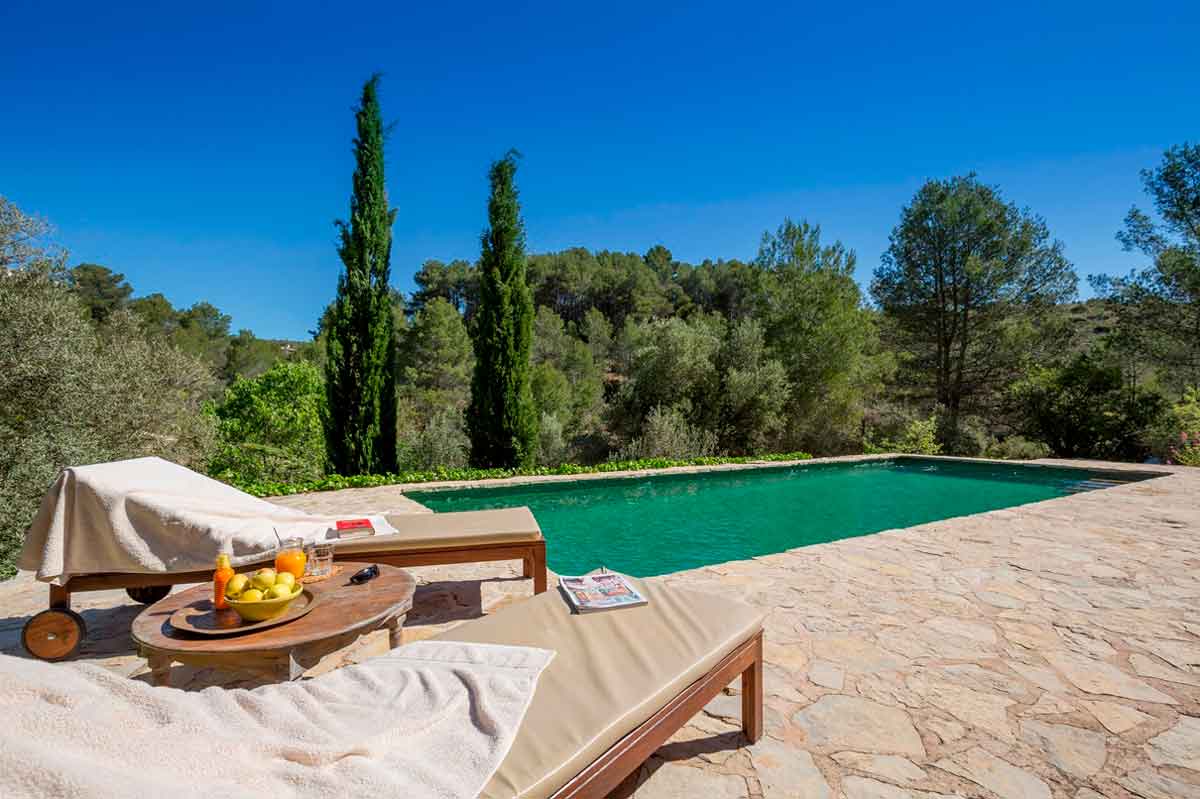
[536,412,569,467]
[985,436,1051,461]
[941,415,990,457]
[616,405,719,461]
[207,360,326,486]
[1169,432,1200,467]
[1147,387,1200,462]
[865,414,943,455]
[397,406,470,471]
[1008,353,1166,460]
[224,450,813,498]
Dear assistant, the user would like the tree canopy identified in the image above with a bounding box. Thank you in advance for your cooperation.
[872,175,1077,449]
[1093,143,1200,390]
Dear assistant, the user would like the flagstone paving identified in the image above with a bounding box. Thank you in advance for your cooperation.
[2,457,1199,799]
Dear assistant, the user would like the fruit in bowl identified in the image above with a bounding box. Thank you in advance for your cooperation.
[224,568,304,622]
[249,568,278,591]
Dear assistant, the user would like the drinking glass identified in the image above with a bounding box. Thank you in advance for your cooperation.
[274,537,308,580]
[305,542,334,579]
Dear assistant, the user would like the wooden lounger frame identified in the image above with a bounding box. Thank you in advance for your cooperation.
[48,539,549,610]
[550,629,764,799]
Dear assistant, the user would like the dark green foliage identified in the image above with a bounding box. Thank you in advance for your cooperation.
[531,308,605,431]
[399,297,473,401]
[467,152,539,468]
[679,258,762,321]
[612,314,791,456]
[717,318,790,453]
[756,219,884,452]
[396,297,473,469]
[222,329,283,382]
[323,74,399,476]
[525,248,674,326]
[872,175,1077,450]
[209,360,326,485]
[409,259,477,318]
[129,292,180,336]
[984,435,1050,461]
[124,292,293,385]
[1008,353,1166,460]
[67,263,132,322]
[1092,143,1200,391]
[864,414,943,455]
[614,315,723,441]
[577,307,613,366]
[616,405,718,460]
[171,301,234,378]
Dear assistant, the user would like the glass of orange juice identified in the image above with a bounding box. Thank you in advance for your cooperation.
[274,537,307,580]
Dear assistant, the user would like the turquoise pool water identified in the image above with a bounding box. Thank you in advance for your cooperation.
[408,458,1144,577]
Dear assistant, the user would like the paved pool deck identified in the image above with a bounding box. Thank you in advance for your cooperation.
[2,456,1199,798]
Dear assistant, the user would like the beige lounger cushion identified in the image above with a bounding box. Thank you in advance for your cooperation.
[436,579,765,799]
[333,507,542,554]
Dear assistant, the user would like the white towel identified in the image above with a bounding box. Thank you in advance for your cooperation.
[0,640,553,799]
[19,456,399,582]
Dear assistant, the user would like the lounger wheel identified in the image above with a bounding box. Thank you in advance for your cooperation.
[22,609,87,661]
[126,585,172,605]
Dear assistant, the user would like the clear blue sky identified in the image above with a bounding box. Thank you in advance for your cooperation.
[2,1,1197,339]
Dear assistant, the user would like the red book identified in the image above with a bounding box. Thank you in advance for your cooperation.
[335,519,376,539]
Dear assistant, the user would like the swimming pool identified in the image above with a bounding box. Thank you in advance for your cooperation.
[408,457,1150,577]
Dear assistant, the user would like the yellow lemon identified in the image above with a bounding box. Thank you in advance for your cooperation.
[266,583,293,600]
[250,568,276,591]
[225,573,250,598]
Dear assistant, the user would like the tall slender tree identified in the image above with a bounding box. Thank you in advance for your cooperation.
[467,151,538,467]
[324,74,398,475]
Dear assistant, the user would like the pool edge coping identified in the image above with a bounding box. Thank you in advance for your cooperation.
[396,452,1175,500]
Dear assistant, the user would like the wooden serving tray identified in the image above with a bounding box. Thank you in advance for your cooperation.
[168,589,318,637]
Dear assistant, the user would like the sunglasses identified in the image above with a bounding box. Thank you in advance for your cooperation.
[349,564,380,584]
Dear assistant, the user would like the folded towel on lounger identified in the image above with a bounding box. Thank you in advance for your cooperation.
[0,640,553,799]
[19,457,399,583]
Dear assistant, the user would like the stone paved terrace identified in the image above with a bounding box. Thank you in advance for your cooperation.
[3,456,1200,799]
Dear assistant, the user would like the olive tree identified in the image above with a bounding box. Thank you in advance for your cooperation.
[1,268,216,578]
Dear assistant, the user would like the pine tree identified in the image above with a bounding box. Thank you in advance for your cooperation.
[324,74,398,475]
[467,151,538,467]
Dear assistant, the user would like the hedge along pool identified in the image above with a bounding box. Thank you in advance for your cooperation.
[407,457,1152,577]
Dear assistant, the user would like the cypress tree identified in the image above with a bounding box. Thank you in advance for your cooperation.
[467,151,538,468]
[324,74,398,475]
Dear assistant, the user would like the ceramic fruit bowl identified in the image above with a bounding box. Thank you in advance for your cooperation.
[225,583,304,622]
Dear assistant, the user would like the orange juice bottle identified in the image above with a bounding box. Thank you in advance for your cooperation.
[213,553,234,609]
[274,538,307,580]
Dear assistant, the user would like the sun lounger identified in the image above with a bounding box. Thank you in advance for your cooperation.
[438,579,765,799]
[4,582,762,799]
[19,456,549,659]
[22,506,547,660]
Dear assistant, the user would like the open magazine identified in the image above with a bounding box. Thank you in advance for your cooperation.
[559,571,648,613]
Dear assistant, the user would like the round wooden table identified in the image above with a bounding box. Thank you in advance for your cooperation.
[131,562,416,686]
